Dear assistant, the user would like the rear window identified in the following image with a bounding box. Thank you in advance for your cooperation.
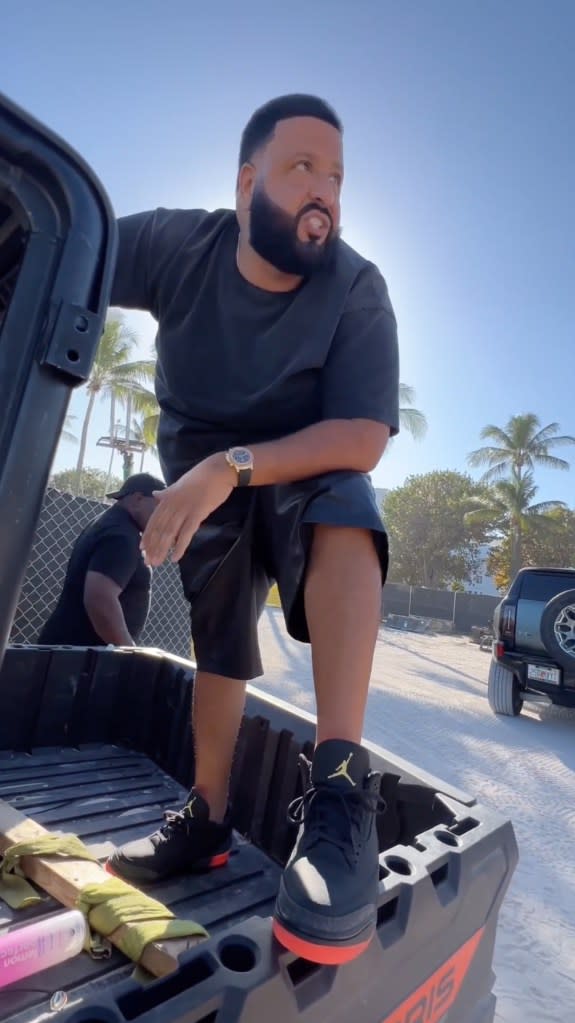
[520,573,575,602]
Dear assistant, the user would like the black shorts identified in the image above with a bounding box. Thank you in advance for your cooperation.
[178,470,388,680]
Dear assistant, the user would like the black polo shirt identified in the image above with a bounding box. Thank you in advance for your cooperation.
[111,207,400,484]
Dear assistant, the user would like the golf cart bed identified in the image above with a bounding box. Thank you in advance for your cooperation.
[0,742,280,1023]
[0,644,517,1023]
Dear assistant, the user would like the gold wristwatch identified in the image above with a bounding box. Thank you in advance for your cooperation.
[225,446,254,487]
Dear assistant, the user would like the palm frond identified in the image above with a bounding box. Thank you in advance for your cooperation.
[395,382,427,442]
[535,434,575,448]
[130,387,160,418]
[109,360,155,383]
[477,425,512,446]
[399,407,428,440]
[467,446,508,468]
[526,500,566,516]
[130,413,159,453]
[529,422,562,445]
[398,382,416,405]
[527,453,572,471]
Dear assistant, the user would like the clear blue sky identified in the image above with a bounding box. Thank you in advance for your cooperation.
[5,0,575,504]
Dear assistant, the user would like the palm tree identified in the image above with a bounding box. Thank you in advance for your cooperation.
[466,471,565,578]
[398,383,427,440]
[468,413,575,483]
[75,317,155,493]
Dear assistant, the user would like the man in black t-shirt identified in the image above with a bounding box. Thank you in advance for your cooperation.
[38,473,165,648]
[106,94,400,965]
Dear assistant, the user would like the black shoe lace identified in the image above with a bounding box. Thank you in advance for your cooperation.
[159,807,193,837]
[287,756,385,867]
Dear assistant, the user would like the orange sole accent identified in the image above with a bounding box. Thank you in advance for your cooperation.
[272,918,373,965]
[209,851,230,868]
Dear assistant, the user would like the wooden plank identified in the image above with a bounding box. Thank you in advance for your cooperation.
[0,799,206,978]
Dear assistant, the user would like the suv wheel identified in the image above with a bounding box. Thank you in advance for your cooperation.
[540,589,575,673]
[488,662,523,716]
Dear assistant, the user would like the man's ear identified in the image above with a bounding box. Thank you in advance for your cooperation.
[237,162,256,210]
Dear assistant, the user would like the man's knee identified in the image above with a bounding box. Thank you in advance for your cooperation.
[309,524,378,565]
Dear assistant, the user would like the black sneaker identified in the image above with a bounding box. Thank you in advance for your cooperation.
[273,739,382,965]
[106,791,232,884]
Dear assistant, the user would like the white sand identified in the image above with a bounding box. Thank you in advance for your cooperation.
[256,607,575,1023]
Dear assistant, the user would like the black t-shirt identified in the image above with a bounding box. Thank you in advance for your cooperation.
[111,208,400,484]
[38,505,152,646]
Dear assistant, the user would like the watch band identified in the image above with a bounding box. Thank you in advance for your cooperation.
[236,464,252,487]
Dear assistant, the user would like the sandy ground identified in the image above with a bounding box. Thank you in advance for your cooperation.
[255,607,575,1023]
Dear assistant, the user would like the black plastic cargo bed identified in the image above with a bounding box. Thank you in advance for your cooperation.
[0,645,518,1023]
[0,742,281,1023]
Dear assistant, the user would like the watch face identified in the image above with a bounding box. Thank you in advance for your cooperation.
[233,448,252,466]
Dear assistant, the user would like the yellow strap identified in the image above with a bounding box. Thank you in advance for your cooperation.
[0,871,42,910]
[0,834,96,909]
[77,878,208,963]
[0,834,208,963]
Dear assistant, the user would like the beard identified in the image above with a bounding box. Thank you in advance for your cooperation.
[248,181,339,277]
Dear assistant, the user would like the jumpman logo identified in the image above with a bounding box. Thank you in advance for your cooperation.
[328,754,356,787]
[184,796,197,817]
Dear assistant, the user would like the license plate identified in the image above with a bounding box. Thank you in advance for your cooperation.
[527,664,561,685]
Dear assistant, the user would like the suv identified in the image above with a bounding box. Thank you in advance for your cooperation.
[488,567,575,716]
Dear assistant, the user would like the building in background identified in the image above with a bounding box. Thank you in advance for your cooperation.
[468,544,499,596]
[373,487,389,513]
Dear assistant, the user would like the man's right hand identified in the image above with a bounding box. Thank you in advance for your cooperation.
[141,454,235,566]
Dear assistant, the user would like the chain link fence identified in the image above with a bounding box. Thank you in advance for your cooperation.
[10,489,500,657]
[383,582,499,631]
[10,488,192,658]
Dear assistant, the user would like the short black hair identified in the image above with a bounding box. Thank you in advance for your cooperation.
[239,94,342,169]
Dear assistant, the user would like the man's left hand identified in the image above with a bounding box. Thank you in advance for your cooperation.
[141,455,234,566]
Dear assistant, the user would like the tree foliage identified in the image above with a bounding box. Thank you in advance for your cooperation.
[383,470,490,588]
[465,471,565,579]
[50,467,123,501]
[488,507,575,590]
[467,413,574,586]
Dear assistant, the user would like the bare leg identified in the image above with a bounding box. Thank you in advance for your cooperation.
[304,525,382,746]
[191,671,246,821]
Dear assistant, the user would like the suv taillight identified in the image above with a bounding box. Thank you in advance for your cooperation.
[499,602,516,645]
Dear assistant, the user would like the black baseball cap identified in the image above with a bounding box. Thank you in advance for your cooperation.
[106,473,166,500]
